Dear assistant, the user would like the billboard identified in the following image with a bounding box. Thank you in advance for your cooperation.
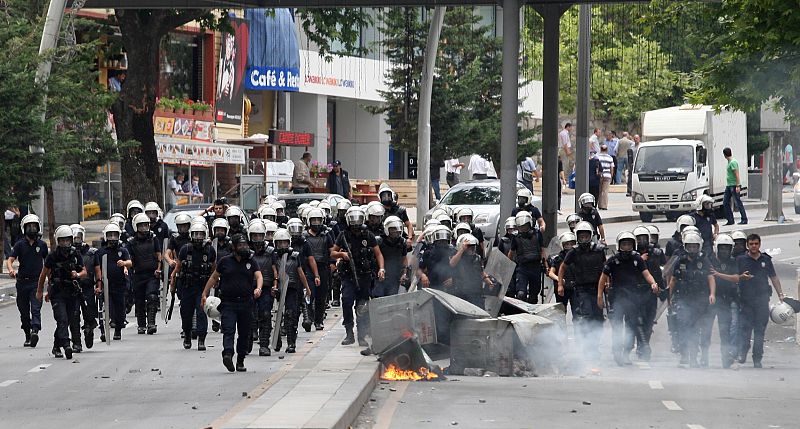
[215,17,249,125]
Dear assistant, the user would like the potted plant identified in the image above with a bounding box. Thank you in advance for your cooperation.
[156,97,177,113]
[192,101,212,119]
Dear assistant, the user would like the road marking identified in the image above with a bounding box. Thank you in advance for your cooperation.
[662,400,683,411]
[27,364,51,373]
[0,380,19,387]
[373,381,410,429]
[778,255,800,262]
[635,362,651,369]
[687,425,706,429]
[648,380,664,390]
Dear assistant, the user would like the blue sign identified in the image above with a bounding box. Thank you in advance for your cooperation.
[245,67,300,91]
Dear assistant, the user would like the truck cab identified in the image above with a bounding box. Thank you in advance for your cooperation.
[631,139,708,222]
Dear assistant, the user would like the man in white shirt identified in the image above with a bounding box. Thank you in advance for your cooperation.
[594,144,614,210]
[558,123,574,174]
[588,128,601,156]
[517,156,539,192]
[292,152,313,193]
[468,154,490,180]
[445,158,465,187]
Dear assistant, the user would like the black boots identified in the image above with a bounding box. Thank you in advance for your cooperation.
[52,346,63,358]
[72,341,82,354]
[84,327,94,349]
[212,320,221,332]
[183,332,192,349]
[23,329,31,347]
[259,346,271,356]
[341,327,355,345]
[198,334,207,351]
[287,331,297,353]
[301,302,312,332]
[223,354,235,372]
[29,330,39,348]
[64,344,73,360]
[113,329,121,341]
[146,301,158,335]
[236,355,247,372]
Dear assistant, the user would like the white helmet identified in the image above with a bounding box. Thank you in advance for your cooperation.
[306,207,325,227]
[378,185,395,204]
[503,216,516,232]
[715,233,734,251]
[189,222,208,243]
[225,206,246,226]
[204,296,222,322]
[456,207,474,223]
[132,213,151,232]
[191,216,207,227]
[345,207,366,226]
[454,222,472,237]
[514,211,533,228]
[681,226,700,240]
[646,225,660,243]
[70,224,86,242]
[126,200,144,217]
[632,226,650,239]
[616,230,636,247]
[676,214,696,232]
[308,200,320,208]
[422,225,439,243]
[175,213,192,233]
[272,199,286,209]
[566,213,581,229]
[578,193,595,207]
[259,205,277,221]
[574,221,594,245]
[286,218,304,236]
[682,231,703,253]
[336,198,352,212]
[696,194,714,211]
[103,223,122,243]
[366,203,385,220]
[318,201,332,217]
[731,230,748,242]
[211,218,230,236]
[456,233,479,247]
[770,302,795,325]
[109,213,126,229]
[144,202,161,220]
[432,225,452,243]
[54,225,74,247]
[558,231,577,249]
[263,220,278,237]
[429,208,447,220]
[517,187,533,206]
[434,212,452,228]
[384,216,404,236]
[273,228,292,249]
[263,195,278,205]
[248,220,267,241]
[21,214,42,235]
[424,219,441,229]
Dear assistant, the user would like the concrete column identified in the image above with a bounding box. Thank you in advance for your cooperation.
[499,0,520,221]
[575,4,591,212]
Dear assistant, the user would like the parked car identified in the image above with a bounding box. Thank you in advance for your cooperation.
[163,204,207,232]
[277,193,346,218]
[424,180,542,241]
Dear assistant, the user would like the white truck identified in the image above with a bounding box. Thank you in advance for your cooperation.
[631,105,748,222]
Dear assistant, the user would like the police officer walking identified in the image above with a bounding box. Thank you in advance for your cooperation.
[512,188,546,232]
[6,214,48,347]
[418,226,455,291]
[690,195,719,255]
[36,226,87,359]
[126,213,163,335]
[273,229,311,354]
[450,234,492,308]
[507,211,546,303]
[709,234,740,368]
[247,221,277,356]
[375,216,409,297]
[202,234,263,372]
[173,222,216,351]
[94,223,131,340]
[558,221,606,359]
[69,224,97,352]
[577,193,606,243]
[547,232,576,316]
[634,226,666,360]
[144,202,170,242]
[305,208,334,330]
[331,207,385,346]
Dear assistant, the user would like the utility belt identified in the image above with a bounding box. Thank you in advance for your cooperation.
[573,282,598,291]
[50,279,83,296]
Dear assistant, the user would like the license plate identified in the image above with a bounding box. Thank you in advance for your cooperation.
[657,204,669,211]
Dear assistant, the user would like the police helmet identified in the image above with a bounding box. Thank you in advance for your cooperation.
[126,200,144,217]
[259,205,277,221]
[308,200,320,208]
[54,225,74,248]
[432,225,452,243]
[378,186,395,204]
[144,202,161,220]
[103,223,122,243]
[574,221,594,245]
[211,218,230,237]
[248,220,267,242]
[646,225,660,244]
[770,302,795,325]
[697,194,714,211]
[204,296,221,322]
[676,214,695,232]
[225,206,246,226]
[109,213,126,229]
[558,231,577,250]
[424,219,441,229]
[578,193,595,208]
[70,224,86,242]
[616,231,637,253]
[681,226,700,240]
[454,222,472,237]
[337,199,352,212]
[273,228,292,250]
[132,213,151,233]
[517,188,533,206]
[307,208,325,226]
[566,213,581,230]
[366,204,386,223]
[318,201,332,217]
[456,233,479,247]
[174,213,192,233]
[429,208,448,221]
[731,230,747,242]
[286,218,304,236]
[345,207,366,226]
[504,216,517,232]
[682,232,703,254]
[383,216,404,237]
[21,214,42,234]
[514,211,534,228]
[263,220,278,238]
[457,207,474,224]
[263,195,278,205]
[422,225,439,243]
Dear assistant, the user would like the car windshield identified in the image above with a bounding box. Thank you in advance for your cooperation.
[440,186,501,205]
[634,145,694,173]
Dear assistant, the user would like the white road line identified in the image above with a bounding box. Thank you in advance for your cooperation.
[635,362,651,369]
[648,380,664,390]
[662,400,683,411]
[778,255,800,262]
[687,425,706,429]
[27,364,51,373]
[0,380,19,387]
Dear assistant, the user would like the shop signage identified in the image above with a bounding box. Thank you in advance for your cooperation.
[246,66,300,91]
[154,116,213,142]
[268,129,313,147]
[156,141,247,165]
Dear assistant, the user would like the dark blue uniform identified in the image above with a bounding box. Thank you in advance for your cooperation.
[375,234,407,298]
[216,254,260,358]
[603,252,650,364]
[95,245,131,335]
[251,245,276,351]
[510,229,545,303]
[563,243,606,358]
[711,255,740,367]
[177,242,216,338]
[736,252,776,365]
[43,249,84,349]
[73,244,98,349]
[10,238,48,333]
[335,228,377,339]
[125,234,162,331]
[691,212,717,254]
[671,253,713,366]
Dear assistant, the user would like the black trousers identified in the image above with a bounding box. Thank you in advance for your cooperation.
[50,292,77,348]
[738,294,770,362]
[341,275,371,332]
[220,299,253,357]
[16,280,42,331]
[573,284,604,359]
[283,287,301,344]
[311,267,329,325]
[133,275,159,327]
[181,286,208,335]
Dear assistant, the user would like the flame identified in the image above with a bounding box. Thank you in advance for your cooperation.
[381,364,439,381]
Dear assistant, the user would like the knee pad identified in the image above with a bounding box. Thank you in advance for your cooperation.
[355,300,369,317]
[146,294,159,304]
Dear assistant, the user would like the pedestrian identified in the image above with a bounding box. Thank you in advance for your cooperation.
[558,123,575,174]
[173,222,215,351]
[379,185,415,245]
[125,213,162,335]
[605,131,620,184]
[292,152,313,194]
[468,153,490,180]
[723,147,748,225]
[375,216,409,298]
[247,221,277,356]
[95,223,131,341]
[304,208,333,330]
[734,234,786,368]
[595,144,614,209]
[272,229,311,354]
[69,224,97,352]
[517,156,539,193]
[203,234,263,372]
[512,188,546,232]
[167,172,187,211]
[668,231,716,368]
[450,234,492,308]
[558,221,606,359]
[36,225,87,359]
[331,207,385,347]
[548,232,576,316]
[597,231,659,366]
[5,214,47,348]
[445,157,464,188]
[588,155,601,203]
[691,195,719,255]
[327,160,352,200]
[709,234,740,368]
[507,211,546,303]
[577,193,607,244]
[190,175,203,203]
[588,128,601,156]
[431,158,444,203]
[616,132,633,184]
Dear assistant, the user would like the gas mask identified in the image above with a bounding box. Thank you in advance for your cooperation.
[581,204,593,214]
[275,241,291,255]
[577,232,592,249]
[24,224,39,239]
[733,240,746,256]
[177,224,190,236]
[191,232,206,246]
[717,244,732,260]
[388,229,402,240]
[618,240,634,260]
[636,236,649,253]
[517,197,527,208]
[380,192,394,206]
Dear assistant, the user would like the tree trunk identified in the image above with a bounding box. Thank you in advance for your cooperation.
[45,184,56,248]
[765,131,785,221]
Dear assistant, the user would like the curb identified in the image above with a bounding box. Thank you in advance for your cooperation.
[329,359,380,429]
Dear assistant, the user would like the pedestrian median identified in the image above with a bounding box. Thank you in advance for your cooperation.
[217,322,380,429]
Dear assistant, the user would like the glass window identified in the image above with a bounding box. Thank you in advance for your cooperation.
[634,145,694,173]
[159,33,202,100]
[440,186,501,205]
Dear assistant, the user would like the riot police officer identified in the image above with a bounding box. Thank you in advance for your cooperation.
[708,234,740,368]
[124,200,145,240]
[690,195,718,255]
[668,231,716,368]
[418,226,455,291]
[126,213,163,335]
[247,221,277,356]
[597,231,659,366]
[450,234,492,308]
[36,226,87,359]
[305,208,334,330]
[69,224,97,352]
[507,211,545,303]
[144,202,170,242]
[496,217,516,254]
[375,216,410,298]
[454,208,485,258]
[577,193,606,243]
[512,188,546,232]
[634,225,666,360]
[212,218,232,261]
[6,214,48,348]
[331,207,385,346]
[666,215,695,258]
[366,204,386,236]
[94,223,131,341]
[287,217,319,332]
[273,228,311,354]
[558,221,606,359]
[225,206,248,237]
[173,222,216,351]
[548,232,576,316]
[730,230,747,257]
[379,185,414,245]
[566,213,581,233]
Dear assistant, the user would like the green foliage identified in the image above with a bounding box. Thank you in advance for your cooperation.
[0,0,116,208]
[370,7,534,164]
[297,8,373,59]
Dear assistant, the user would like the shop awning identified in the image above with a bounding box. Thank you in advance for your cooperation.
[155,136,251,165]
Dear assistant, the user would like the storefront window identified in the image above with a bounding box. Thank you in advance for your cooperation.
[159,33,202,100]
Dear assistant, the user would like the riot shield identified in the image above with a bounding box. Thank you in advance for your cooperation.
[406,242,424,292]
[271,253,289,351]
[483,247,516,317]
[161,238,170,323]
[102,254,111,345]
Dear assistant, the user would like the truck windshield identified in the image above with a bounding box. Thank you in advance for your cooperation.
[634,145,694,173]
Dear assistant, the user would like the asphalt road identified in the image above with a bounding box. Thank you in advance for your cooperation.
[356,233,800,429]
[0,295,342,429]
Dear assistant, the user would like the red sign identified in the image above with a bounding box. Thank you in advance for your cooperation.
[269,129,314,147]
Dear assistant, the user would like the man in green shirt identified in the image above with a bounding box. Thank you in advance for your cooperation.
[723,147,748,225]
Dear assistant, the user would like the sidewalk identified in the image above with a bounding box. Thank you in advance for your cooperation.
[216,322,380,429]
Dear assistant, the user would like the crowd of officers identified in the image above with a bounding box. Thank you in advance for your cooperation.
[3,186,789,371]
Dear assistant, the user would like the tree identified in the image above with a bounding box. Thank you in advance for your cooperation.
[371,7,535,164]
[110,8,371,205]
